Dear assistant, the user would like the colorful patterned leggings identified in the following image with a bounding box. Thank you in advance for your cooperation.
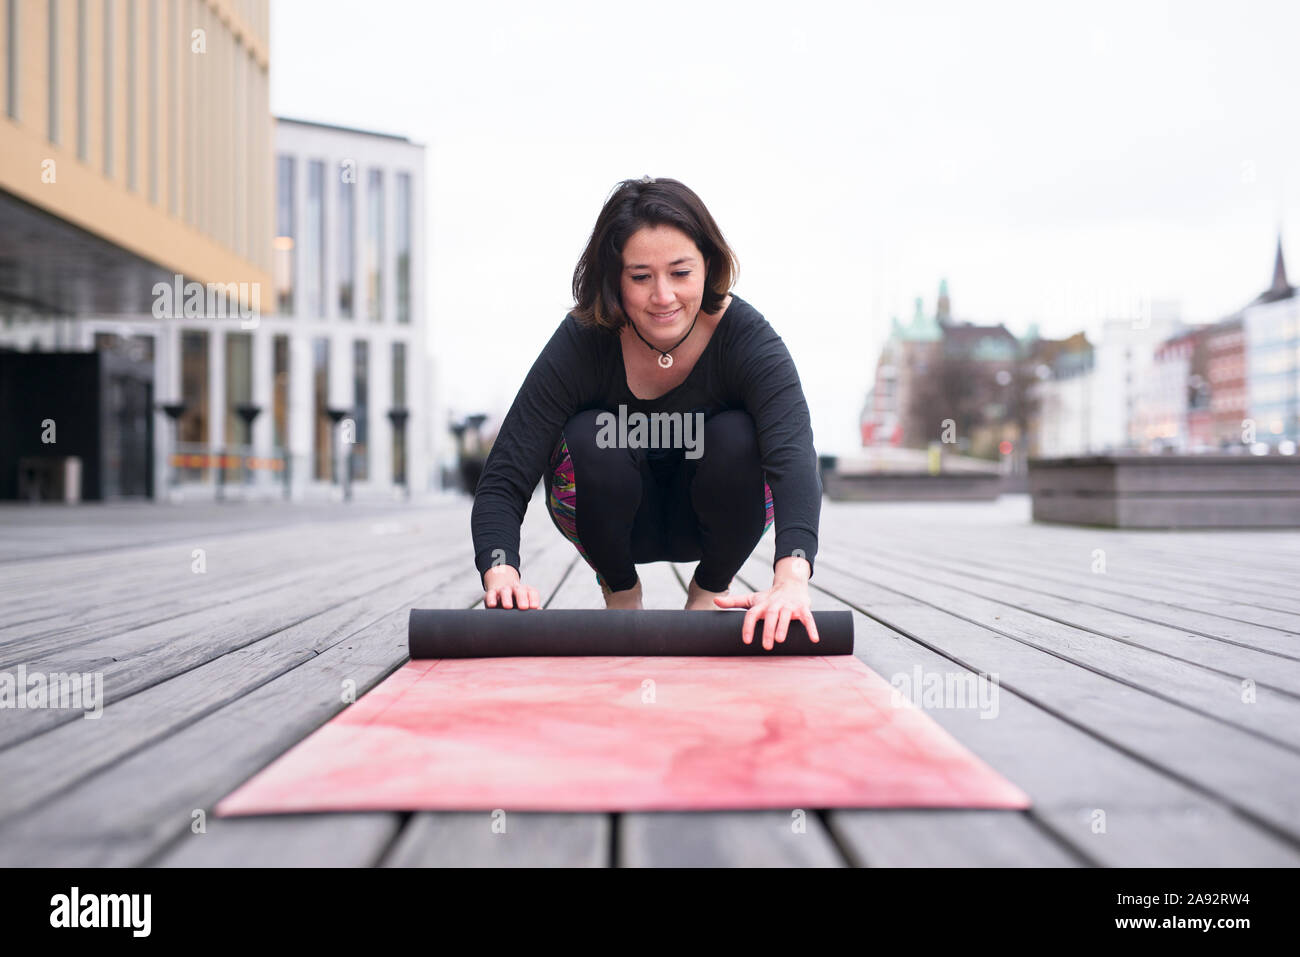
[543,408,775,593]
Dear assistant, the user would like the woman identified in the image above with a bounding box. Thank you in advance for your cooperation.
[471,176,822,650]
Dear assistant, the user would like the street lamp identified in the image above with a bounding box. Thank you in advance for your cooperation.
[325,407,352,501]
[388,407,409,500]
[157,401,186,499]
[235,403,261,490]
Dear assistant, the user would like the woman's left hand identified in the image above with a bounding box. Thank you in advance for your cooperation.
[712,556,820,651]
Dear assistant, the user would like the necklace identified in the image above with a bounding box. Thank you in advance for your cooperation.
[630,311,698,369]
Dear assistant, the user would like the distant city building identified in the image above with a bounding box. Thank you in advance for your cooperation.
[1205,314,1246,448]
[860,295,940,448]
[861,279,1026,463]
[1136,326,1203,452]
[1240,238,1298,446]
[1026,331,1093,457]
[859,241,1293,462]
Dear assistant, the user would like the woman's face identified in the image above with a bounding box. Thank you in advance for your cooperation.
[618,224,709,347]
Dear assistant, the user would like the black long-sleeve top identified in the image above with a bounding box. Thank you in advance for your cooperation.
[470,293,821,589]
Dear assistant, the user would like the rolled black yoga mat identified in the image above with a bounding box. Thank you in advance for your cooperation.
[408,608,854,658]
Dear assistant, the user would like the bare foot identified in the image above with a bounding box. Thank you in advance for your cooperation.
[601,577,643,610]
[685,575,732,611]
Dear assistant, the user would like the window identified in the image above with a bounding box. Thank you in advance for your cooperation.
[272,335,289,450]
[148,0,158,203]
[396,172,411,324]
[313,338,330,480]
[304,160,324,317]
[167,0,176,213]
[180,331,210,445]
[275,154,296,315]
[77,0,87,160]
[366,169,384,321]
[338,170,354,317]
[47,0,58,142]
[352,340,369,481]
[225,332,252,447]
[103,0,113,176]
[126,0,136,190]
[392,341,407,485]
[6,0,17,120]
[392,341,407,407]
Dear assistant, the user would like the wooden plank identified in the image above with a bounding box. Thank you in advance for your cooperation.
[3,505,511,685]
[147,507,575,868]
[880,530,1300,617]
[815,507,1300,647]
[0,511,441,629]
[0,553,446,821]
[824,810,1083,867]
[616,560,845,867]
[0,499,469,562]
[718,555,1086,868]
[381,813,609,867]
[619,811,845,867]
[813,540,1300,745]
[847,518,1300,617]
[743,544,1300,864]
[0,543,448,748]
[0,515,529,866]
[827,529,1300,648]
[374,526,613,867]
[0,526,440,664]
[151,814,404,867]
[825,493,1300,565]
[836,537,1300,696]
[733,553,1300,868]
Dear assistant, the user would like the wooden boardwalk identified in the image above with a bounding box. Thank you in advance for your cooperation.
[2,493,1299,867]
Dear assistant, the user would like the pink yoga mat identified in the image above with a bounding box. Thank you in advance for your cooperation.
[216,656,1030,814]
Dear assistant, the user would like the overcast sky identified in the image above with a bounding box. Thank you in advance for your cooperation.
[270,0,1300,457]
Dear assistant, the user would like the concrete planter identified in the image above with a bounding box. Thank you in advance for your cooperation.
[1028,454,1300,527]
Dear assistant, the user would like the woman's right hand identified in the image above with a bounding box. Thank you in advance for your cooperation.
[483,564,541,609]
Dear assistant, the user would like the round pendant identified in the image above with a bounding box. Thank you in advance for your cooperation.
[658,353,673,369]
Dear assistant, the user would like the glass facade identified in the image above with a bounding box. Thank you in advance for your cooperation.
[5,0,16,119]
[224,332,252,447]
[304,160,324,317]
[352,340,369,481]
[275,154,296,314]
[338,171,354,317]
[272,335,289,450]
[179,331,209,445]
[396,172,411,324]
[392,341,406,485]
[313,337,330,480]
[366,169,384,322]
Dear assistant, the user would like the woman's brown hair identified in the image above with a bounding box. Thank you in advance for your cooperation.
[571,176,739,332]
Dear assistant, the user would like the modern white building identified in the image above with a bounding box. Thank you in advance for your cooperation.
[1,117,431,501]
[257,117,431,500]
[1032,359,1093,456]
[1087,303,1185,453]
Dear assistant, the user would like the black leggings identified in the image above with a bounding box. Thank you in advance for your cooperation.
[543,409,774,593]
